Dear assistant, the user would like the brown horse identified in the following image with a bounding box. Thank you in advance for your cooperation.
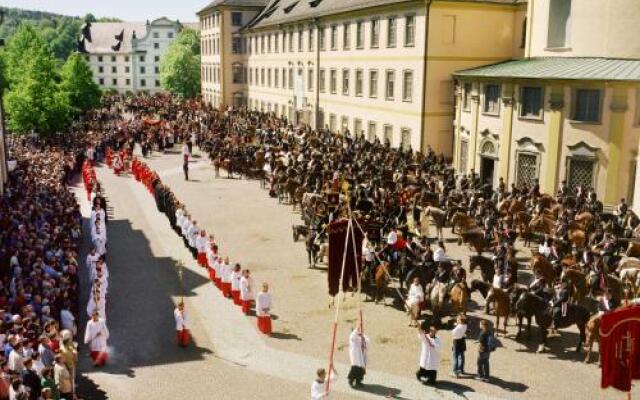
[529,254,555,285]
[584,314,602,364]
[626,241,640,257]
[486,287,510,334]
[567,227,586,249]
[460,229,486,255]
[373,262,391,305]
[529,215,556,236]
[451,212,476,235]
[425,206,447,239]
[573,212,594,232]
[560,269,588,302]
[428,281,449,325]
[450,282,469,315]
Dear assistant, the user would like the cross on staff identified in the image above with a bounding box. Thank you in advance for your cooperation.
[176,260,185,304]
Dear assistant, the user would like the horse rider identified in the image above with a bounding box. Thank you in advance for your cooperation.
[615,198,628,227]
[550,280,570,332]
[529,270,547,299]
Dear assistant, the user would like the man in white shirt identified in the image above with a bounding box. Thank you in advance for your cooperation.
[310,367,337,400]
[85,248,99,274]
[451,315,468,377]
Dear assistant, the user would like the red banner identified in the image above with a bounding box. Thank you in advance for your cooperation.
[327,219,363,297]
[600,306,640,392]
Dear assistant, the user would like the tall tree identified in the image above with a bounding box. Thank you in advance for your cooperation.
[2,24,44,84]
[60,53,102,116]
[3,28,69,136]
[160,29,201,99]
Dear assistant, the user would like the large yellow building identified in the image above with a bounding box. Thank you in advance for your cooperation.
[453,0,640,208]
[197,0,526,154]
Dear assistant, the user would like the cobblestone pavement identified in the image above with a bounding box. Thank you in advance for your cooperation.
[74,148,638,399]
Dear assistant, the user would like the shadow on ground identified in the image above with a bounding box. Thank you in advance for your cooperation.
[76,215,214,398]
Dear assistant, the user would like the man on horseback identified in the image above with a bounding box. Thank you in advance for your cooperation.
[550,280,570,332]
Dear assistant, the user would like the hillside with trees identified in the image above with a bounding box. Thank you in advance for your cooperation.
[0,7,121,61]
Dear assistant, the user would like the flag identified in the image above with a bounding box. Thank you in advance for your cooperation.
[327,219,363,296]
[600,306,640,392]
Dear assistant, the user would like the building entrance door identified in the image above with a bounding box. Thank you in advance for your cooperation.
[480,157,495,188]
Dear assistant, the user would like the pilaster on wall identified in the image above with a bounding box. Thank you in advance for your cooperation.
[453,87,463,170]
[544,84,565,194]
[498,83,514,184]
[604,85,629,205]
[469,83,481,171]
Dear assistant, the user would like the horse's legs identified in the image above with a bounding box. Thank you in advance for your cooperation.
[516,315,522,339]
[576,325,585,353]
[584,338,593,363]
[527,317,532,339]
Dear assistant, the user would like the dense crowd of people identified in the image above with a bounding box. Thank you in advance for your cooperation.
[0,137,86,399]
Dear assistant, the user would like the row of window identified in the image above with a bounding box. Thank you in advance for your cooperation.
[202,36,221,56]
[240,66,413,102]
[93,55,161,64]
[202,64,221,84]
[151,31,174,39]
[97,65,160,74]
[236,15,415,55]
[96,77,160,87]
[463,83,603,123]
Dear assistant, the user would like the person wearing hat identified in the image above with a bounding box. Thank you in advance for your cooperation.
[174,302,190,347]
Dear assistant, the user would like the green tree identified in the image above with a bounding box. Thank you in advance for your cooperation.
[174,28,201,55]
[3,29,70,136]
[60,53,102,116]
[160,29,201,99]
[3,24,44,84]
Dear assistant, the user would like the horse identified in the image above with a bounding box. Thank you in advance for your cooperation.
[451,212,476,235]
[567,227,586,249]
[292,224,309,242]
[424,206,446,240]
[450,282,469,315]
[515,291,590,352]
[304,230,319,267]
[428,281,448,326]
[469,255,495,283]
[509,287,533,339]
[529,254,555,286]
[459,228,486,255]
[625,241,640,257]
[584,314,602,364]
[469,279,492,300]
[486,287,510,334]
[560,268,588,303]
[371,262,391,305]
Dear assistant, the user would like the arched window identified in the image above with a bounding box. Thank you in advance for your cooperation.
[547,0,572,48]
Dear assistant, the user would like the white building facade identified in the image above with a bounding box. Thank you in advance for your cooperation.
[79,17,197,94]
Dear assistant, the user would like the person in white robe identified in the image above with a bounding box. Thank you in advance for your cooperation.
[256,282,272,334]
[347,326,369,387]
[417,325,441,385]
[221,258,232,298]
[230,264,242,305]
[174,302,190,347]
[196,231,209,267]
[239,270,255,314]
[84,312,109,366]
